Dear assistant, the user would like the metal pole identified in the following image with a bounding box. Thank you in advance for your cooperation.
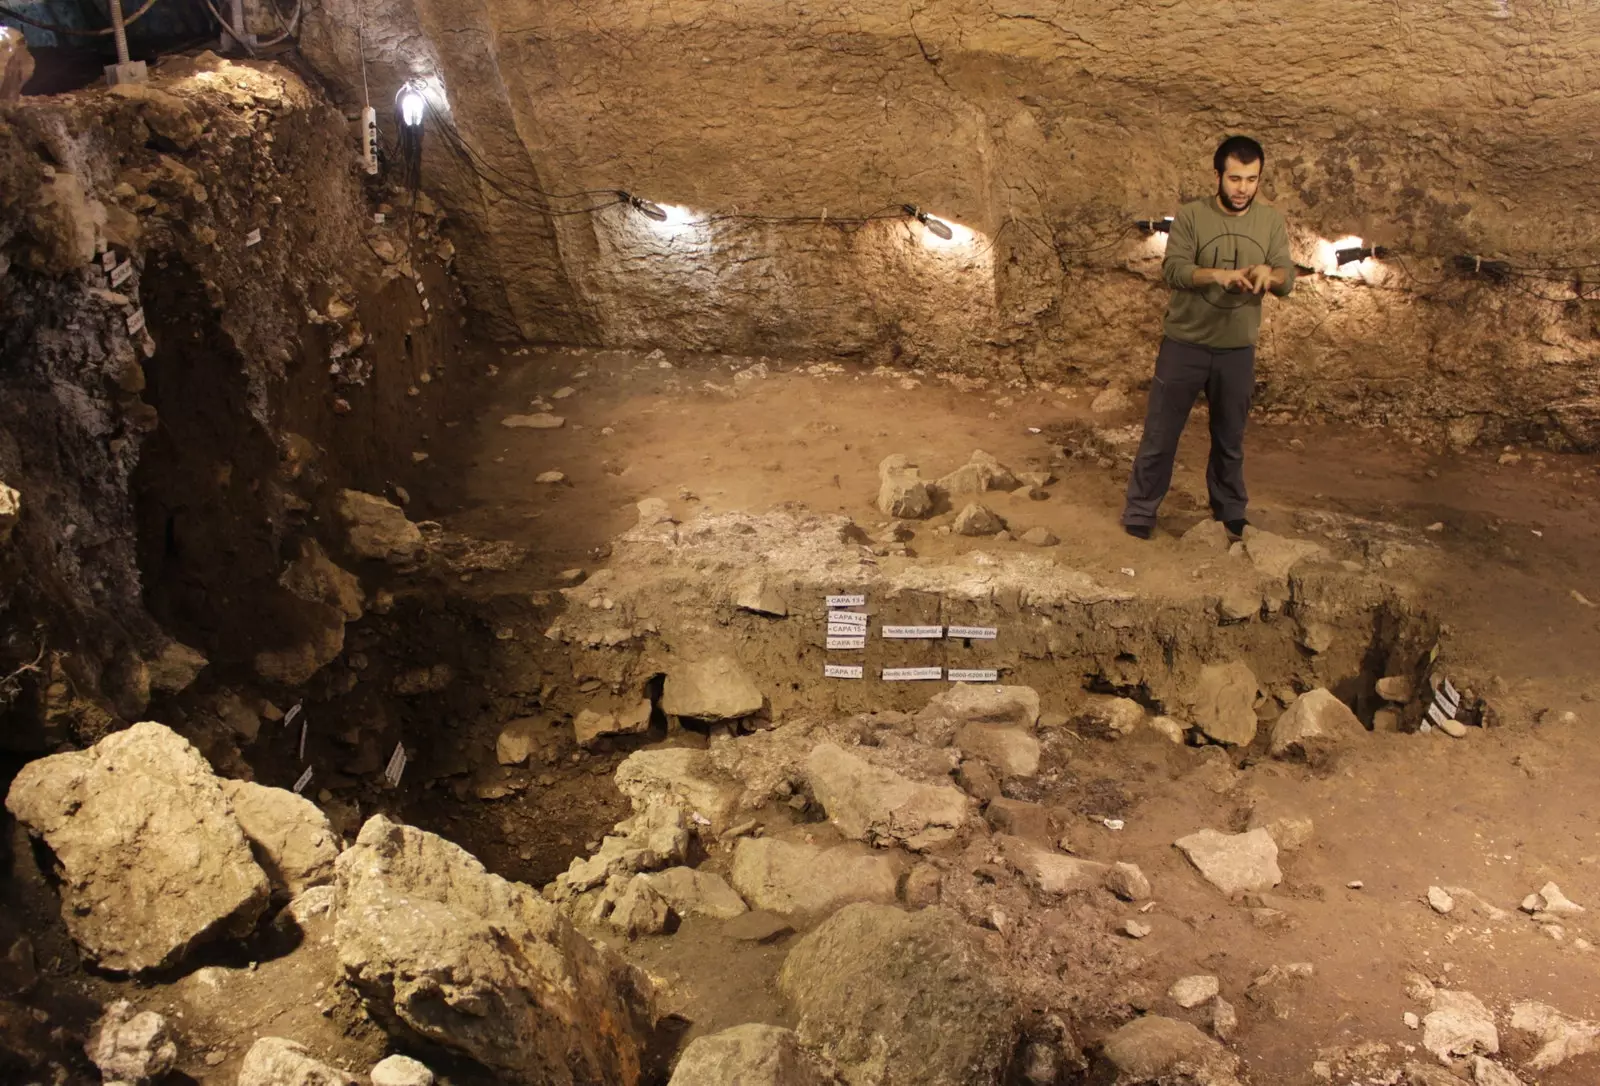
[108,0,129,66]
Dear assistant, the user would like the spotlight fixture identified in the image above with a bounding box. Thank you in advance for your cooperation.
[902,204,954,241]
[618,191,669,222]
[1135,216,1174,234]
[398,84,425,127]
[1335,244,1388,266]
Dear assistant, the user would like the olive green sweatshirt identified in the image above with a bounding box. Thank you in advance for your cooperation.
[1161,197,1295,349]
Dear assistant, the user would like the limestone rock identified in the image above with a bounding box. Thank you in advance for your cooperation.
[1242,528,1326,579]
[220,779,339,898]
[253,610,345,686]
[1423,989,1499,1063]
[1,27,34,102]
[575,701,653,747]
[1522,882,1584,915]
[501,413,565,429]
[877,454,933,519]
[334,490,422,565]
[1377,676,1415,703]
[914,684,1040,745]
[904,863,943,908]
[1105,862,1152,901]
[280,538,364,621]
[1271,688,1363,759]
[1509,1000,1600,1070]
[1175,828,1282,895]
[1471,1057,1520,1086]
[609,874,672,938]
[662,656,763,721]
[1249,812,1314,852]
[731,837,898,918]
[667,1023,836,1086]
[1098,1015,1240,1085]
[637,497,674,525]
[370,1054,436,1086]
[496,718,540,765]
[954,722,1040,777]
[1428,886,1455,914]
[1217,586,1260,622]
[1082,695,1145,738]
[615,747,740,829]
[780,904,1020,1086]
[237,1037,358,1086]
[1404,1062,1471,1086]
[934,450,1019,497]
[953,502,1005,536]
[0,480,18,544]
[731,573,789,616]
[4,722,269,973]
[1190,661,1260,746]
[804,742,973,849]
[998,835,1109,895]
[983,797,1052,842]
[333,815,657,1082]
[31,170,105,272]
[1091,387,1132,413]
[554,801,691,895]
[1297,620,1335,654]
[86,1000,177,1085]
[1182,519,1231,551]
[643,866,748,919]
[1169,975,1221,1009]
[1150,716,1187,744]
[145,640,208,694]
[1212,997,1238,1041]
[1019,525,1058,547]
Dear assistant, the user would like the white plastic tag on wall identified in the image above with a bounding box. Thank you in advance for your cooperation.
[824,664,864,679]
[826,635,866,650]
[384,743,407,786]
[373,212,385,224]
[947,668,999,682]
[883,667,944,681]
[292,766,314,794]
[828,611,867,627]
[298,718,308,761]
[826,594,866,608]
[826,622,866,636]
[245,228,261,247]
[946,626,997,640]
[283,700,303,727]
[109,261,133,287]
[101,250,117,270]
[882,625,943,639]
[125,309,146,335]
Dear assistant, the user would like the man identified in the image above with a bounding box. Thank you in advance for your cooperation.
[1121,135,1295,540]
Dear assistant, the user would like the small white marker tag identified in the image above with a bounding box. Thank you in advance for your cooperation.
[245,228,262,247]
[126,309,146,335]
[373,212,386,224]
[1426,702,1451,728]
[1442,678,1460,704]
[827,622,867,636]
[824,664,864,679]
[948,668,999,682]
[415,278,425,294]
[292,765,314,794]
[828,611,868,627]
[882,625,943,639]
[883,667,944,681]
[298,719,308,761]
[101,250,117,270]
[384,743,407,786]
[422,297,430,310]
[826,594,866,608]
[283,700,303,727]
[947,625,998,640]
[826,635,866,650]
[109,261,133,287]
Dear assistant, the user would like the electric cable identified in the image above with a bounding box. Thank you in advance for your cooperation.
[199,0,255,55]
[0,0,157,37]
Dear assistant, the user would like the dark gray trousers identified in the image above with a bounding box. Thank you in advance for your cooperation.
[1121,337,1255,528]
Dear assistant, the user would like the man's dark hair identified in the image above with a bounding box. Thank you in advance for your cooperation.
[1213,135,1264,173]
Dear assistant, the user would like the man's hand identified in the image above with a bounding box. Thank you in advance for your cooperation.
[1196,267,1254,293]
[1244,264,1275,294]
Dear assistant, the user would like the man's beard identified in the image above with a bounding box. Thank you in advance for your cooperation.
[1217,183,1255,212]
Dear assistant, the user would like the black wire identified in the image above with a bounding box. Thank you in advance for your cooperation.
[1053,224,1137,255]
[424,107,623,203]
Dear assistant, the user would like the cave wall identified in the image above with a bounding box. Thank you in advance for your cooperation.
[301,0,1600,448]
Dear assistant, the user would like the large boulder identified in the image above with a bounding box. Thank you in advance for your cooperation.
[279,537,365,621]
[615,747,741,829]
[667,1024,836,1086]
[661,656,764,721]
[1189,662,1260,746]
[334,489,423,564]
[1242,528,1325,579]
[1174,828,1282,896]
[219,779,340,897]
[642,867,748,919]
[876,455,933,519]
[731,837,899,918]
[997,836,1109,895]
[1270,688,1364,759]
[779,904,1020,1086]
[550,800,690,898]
[86,1000,177,1085]
[954,723,1040,777]
[1098,1015,1241,1084]
[913,684,1040,746]
[4,723,270,973]
[237,1037,358,1086]
[804,742,973,850]
[333,815,658,1084]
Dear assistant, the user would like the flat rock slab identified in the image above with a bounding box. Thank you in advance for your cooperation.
[731,837,898,918]
[913,684,1040,746]
[955,723,1040,777]
[1509,1000,1600,1071]
[1423,989,1499,1063]
[643,866,748,919]
[1242,528,1326,579]
[1271,687,1363,759]
[5,722,269,973]
[614,747,740,830]
[721,910,795,944]
[999,836,1108,895]
[1175,828,1282,895]
[238,1038,357,1086]
[667,1023,836,1086]
[219,779,339,897]
[334,489,422,564]
[1099,1015,1240,1085]
[805,742,973,849]
[1190,661,1260,746]
[500,413,565,429]
[661,656,764,721]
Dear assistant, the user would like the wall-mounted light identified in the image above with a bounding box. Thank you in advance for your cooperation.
[902,204,955,241]
[1136,217,1174,234]
[398,84,426,127]
[1335,244,1388,266]
[618,191,669,222]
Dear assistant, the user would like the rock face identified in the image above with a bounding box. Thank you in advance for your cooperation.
[1509,1000,1600,1070]
[804,742,973,849]
[4,723,270,973]
[1098,1015,1240,1085]
[237,1037,358,1086]
[779,904,1019,1086]
[731,837,899,918]
[1423,989,1499,1063]
[877,455,933,519]
[220,779,340,897]
[1190,662,1260,746]
[934,450,1018,497]
[575,701,653,747]
[1174,828,1282,895]
[370,1054,436,1086]
[614,747,741,829]
[954,722,1040,777]
[999,836,1108,895]
[661,656,764,721]
[279,537,365,621]
[952,502,1004,536]
[333,815,657,1084]
[667,1024,835,1086]
[334,489,423,564]
[643,866,748,919]
[1270,688,1363,759]
[86,1000,178,1085]
[914,684,1040,745]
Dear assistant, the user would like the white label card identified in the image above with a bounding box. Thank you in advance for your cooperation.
[384,743,407,786]
[126,309,146,335]
[883,667,944,681]
[1426,702,1451,727]
[292,766,314,794]
[828,611,867,627]
[102,250,117,270]
[824,664,864,679]
[827,622,867,636]
[882,625,944,639]
[373,212,386,224]
[109,261,133,287]
[245,228,262,247]
[415,279,426,294]
[826,635,866,650]
[947,626,998,640]
[298,719,308,760]
[1442,678,1460,705]
[283,701,303,727]
[948,669,999,682]
[826,594,866,608]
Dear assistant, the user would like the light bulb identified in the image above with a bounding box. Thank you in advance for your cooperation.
[922,215,954,241]
[399,89,425,127]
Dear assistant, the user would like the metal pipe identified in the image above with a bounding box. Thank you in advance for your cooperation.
[108,0,129,65]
